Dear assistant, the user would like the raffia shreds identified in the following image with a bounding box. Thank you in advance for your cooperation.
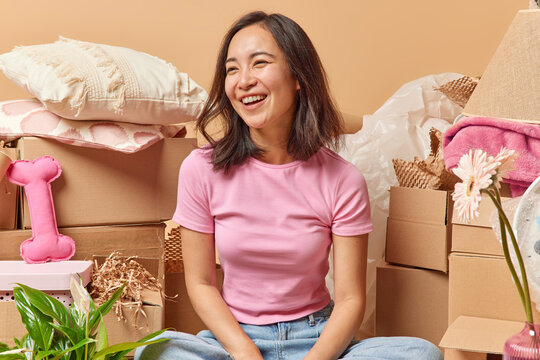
[16,43,87,115]
[88,252,162,328]
[59,37,126,113]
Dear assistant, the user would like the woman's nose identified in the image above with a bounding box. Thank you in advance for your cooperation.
[238,69,256,89]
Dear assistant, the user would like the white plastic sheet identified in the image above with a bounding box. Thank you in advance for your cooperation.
[333,73,464,335]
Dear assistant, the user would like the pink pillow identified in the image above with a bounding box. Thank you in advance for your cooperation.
[0,99,186,153]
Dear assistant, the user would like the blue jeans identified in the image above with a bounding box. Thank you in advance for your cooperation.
[135,302,443,360]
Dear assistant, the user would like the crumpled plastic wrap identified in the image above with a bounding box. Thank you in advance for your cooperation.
[334,73,464,336]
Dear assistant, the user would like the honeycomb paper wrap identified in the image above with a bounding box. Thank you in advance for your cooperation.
[393,128,459,191]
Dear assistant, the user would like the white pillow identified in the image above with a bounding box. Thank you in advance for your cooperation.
[0,37,208,125]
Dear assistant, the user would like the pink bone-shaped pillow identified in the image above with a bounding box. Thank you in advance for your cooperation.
[7,156,75,263]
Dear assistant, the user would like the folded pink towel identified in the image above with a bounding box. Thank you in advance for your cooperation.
[443,117,540,197]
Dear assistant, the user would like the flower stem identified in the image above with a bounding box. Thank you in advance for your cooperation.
[484,188,534,324]
[85,314,89,360]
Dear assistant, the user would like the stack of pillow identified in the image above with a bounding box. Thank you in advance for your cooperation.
[0,36,208,152]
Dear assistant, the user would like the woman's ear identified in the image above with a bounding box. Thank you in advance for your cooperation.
[296,80,300,91]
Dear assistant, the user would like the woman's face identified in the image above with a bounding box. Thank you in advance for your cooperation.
[225,24,299,134]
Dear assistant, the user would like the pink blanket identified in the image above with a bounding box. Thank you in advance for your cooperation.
[443,117,540,196]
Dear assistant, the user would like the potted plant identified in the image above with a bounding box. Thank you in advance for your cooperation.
[0,277,167,359]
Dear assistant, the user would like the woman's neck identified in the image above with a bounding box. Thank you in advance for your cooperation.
[250,127,294,165]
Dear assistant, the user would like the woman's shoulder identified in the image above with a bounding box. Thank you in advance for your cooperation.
[316,147,360,173]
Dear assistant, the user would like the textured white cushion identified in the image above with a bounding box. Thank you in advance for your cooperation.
[0,37,207,125]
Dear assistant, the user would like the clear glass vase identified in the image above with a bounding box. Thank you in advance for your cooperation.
[503,323,540,359]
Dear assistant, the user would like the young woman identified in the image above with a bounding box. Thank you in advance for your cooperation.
[135,11,443,360]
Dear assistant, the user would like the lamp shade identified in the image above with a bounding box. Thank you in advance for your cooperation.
[463,10,540,124]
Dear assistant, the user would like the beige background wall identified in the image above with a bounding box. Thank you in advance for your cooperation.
[0,0,528,122]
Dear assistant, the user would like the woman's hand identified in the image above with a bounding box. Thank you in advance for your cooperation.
[230,344,264,360]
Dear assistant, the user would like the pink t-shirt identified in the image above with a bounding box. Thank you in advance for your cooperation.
[173,146,372,325]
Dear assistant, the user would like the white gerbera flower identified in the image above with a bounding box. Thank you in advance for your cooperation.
[492,147,518,188]
[452,149,498,222]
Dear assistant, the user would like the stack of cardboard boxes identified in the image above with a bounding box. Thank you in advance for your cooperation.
[441,192,540,359]
[377,185,540,358]
[0,135,196,345]
[376,186,452,349]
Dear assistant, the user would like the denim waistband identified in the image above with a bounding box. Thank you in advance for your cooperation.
[311,300,334,318]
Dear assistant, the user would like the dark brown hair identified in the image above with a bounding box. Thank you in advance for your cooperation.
[197,11,343,172]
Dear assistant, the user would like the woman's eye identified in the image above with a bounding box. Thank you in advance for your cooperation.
[254,60,268,67]
[226,67,238,75]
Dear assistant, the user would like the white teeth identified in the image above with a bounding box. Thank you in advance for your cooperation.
[242,95,266,104]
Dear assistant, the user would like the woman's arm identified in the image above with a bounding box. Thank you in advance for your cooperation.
[180,226,264,360]
[303,233,369,360]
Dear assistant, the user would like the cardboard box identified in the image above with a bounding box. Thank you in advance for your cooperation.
[375,263,448,348]
[386,218,449,272]
[450,193,511,256]
[385,186,453,272]
[440,315,523,359]
[452,224,503,256]
[1,223,165,262]
[0,147,18,230]
[0,257,164,350]
[16,136,196,228]
[96,256,164,350]
[448,253,540,325]
[388,186,452,225]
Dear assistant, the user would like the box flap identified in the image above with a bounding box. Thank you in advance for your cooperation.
[389,186,452,225]
[451,224,503,256]
[141,287,162,306]
[386,218,449,272]
[440,316,524,354]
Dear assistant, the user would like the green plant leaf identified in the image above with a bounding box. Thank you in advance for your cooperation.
[134,328,169,343]
[92,338,167,359]
[94,316,108,360]
[35,349,59,360]
[0,348,28,359]
[50,324,86,360]
[88,284,125,332]
[107,328,169,360]
[49,338,96,360]
[20,335,35,355]
[52,332,82,360]
[50,324,80,348]
[15,283,74,328]
[13,287,54,351]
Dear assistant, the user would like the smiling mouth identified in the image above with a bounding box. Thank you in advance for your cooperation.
[241,95,267,105]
